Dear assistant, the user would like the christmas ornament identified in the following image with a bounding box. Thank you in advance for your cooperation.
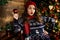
[42,10,45,13]
[50,14,55,17]
[49,5,54,10]
[54,15,58,19]
[55,20,58,23]
[53,30,55,32]
[55,0,58,2]
[57,9,60,12]
[55,5,59,9]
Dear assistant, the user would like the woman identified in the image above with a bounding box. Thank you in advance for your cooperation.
[12,9,21,40]
[18,1,50,40]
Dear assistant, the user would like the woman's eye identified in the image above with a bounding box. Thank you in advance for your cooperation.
[29,7,31,9]
[33,8,35,10]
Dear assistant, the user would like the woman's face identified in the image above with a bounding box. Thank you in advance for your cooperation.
[27,5,35,16]
[13,14,18,20]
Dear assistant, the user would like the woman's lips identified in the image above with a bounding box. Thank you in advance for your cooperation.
[31,12,33,14]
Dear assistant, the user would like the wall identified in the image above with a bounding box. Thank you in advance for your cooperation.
[0,0,25,26]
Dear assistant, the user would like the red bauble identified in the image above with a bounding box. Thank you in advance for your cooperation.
[50,14,55,17]
[55,5,59,9]
[54,15,58,19]
[42,10,45,13]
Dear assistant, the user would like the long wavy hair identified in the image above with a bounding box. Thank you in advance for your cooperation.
[21,6,43,23]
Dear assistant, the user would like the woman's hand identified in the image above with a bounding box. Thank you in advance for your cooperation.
[43,30,48,35]
[25,37,30,40]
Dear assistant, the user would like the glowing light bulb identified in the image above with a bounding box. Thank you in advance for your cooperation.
[55,20,58,23]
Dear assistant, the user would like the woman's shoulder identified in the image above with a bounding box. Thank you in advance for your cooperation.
[18,17,24,24]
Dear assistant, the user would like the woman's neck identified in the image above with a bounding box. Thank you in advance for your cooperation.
[28,16,34,20]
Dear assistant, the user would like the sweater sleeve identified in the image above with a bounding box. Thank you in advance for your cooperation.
[18,18,24,34]
[13,21,21,33]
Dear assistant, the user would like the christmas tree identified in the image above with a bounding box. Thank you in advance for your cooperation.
[0,0,8,5]
[31,0,60,39]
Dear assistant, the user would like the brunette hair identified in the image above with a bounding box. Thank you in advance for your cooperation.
[21,1,43,23]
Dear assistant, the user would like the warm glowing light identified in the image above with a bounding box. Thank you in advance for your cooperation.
[53,30,55,32]
[49,5,54,10]
[55,20,58,23]
[59,29,60,31]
